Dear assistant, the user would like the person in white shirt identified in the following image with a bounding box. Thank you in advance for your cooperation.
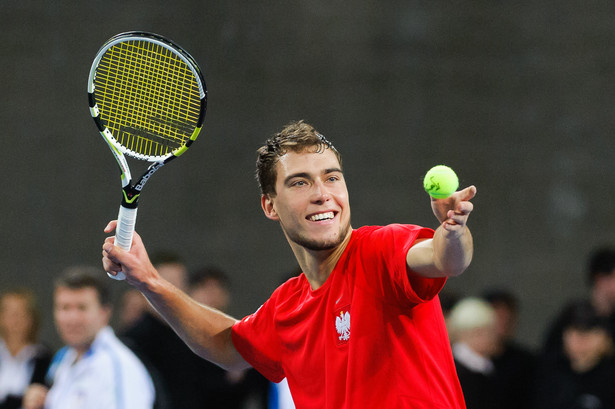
[269,378,295,409]
[23,266,154,409]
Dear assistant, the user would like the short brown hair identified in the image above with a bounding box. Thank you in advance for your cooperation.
[255,120,342,196]
[55,266,111,307]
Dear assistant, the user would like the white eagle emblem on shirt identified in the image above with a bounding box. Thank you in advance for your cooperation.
[335,310,351,341]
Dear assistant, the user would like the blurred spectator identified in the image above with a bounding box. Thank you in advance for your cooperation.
[448,297,500,409]
[23,266,154,409]
[189,266,231,312]
[588,247,615,321]
[439,289,462,342]
[117,289,148,332]
[188,265,270,409]
[0,289,51,409]
[268,378,296,409]
[121,252,212,409]
[482,288,536,408]
[543,247,615,357]
[533,300,615,409]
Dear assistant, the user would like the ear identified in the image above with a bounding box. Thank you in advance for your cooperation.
[261,194,280,221]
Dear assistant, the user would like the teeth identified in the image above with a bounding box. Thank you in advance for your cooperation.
[310,212,334,221]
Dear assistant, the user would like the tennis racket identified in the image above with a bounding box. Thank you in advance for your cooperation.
[88,31,207,280]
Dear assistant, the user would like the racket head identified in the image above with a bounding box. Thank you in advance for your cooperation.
[88,32,207,163]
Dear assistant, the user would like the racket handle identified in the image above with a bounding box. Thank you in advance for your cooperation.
[107,205,138,281]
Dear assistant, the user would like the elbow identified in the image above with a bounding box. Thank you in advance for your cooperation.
[446,265,469,277]
[437,252,473,278]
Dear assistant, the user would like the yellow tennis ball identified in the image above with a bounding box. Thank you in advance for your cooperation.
[423,165,459,199]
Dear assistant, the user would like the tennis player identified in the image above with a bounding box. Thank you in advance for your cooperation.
[102,120,476,409]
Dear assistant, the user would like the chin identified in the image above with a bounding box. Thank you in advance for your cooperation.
[295,231,349,252]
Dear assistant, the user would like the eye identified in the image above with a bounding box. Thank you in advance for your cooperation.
[326,174,342,183]
[290,180,307,187]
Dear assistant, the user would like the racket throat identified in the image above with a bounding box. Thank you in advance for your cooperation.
[121,187,141,208]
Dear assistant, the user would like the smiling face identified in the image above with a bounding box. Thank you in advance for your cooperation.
[262,148,351,252]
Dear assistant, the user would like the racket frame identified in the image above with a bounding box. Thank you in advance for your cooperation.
[87,32,206,279]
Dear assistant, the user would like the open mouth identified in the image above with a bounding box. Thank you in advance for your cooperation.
[307,211,335,222]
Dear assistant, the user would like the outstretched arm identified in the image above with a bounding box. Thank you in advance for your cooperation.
[406,185,476,278]
[102,221,249,371]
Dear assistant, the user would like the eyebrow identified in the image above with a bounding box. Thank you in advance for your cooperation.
[283,168,343,185]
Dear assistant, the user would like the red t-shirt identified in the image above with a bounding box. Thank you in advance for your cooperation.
[232,224,466,409]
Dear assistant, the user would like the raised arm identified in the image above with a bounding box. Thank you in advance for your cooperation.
[102,222,249,371]
[406,185,476,278]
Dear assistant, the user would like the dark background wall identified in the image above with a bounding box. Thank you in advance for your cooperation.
[2,1,615,350]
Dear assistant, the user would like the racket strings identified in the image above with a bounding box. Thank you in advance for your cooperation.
[94,40,201,157]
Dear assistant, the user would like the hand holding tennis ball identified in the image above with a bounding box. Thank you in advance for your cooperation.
[423,165,459,199]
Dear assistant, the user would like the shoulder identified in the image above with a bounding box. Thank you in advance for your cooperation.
[347,224,434,257]
[92,328,150,376]
[271,274,307,299]
[353,224,433,241]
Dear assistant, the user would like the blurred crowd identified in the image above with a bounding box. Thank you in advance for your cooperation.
[2,246,615,409]
[0,252,290,409]
[443,246,615,409]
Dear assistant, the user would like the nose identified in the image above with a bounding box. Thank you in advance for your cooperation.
[311,179,331,204]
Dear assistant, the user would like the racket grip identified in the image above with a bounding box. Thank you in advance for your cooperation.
[107,205,138,281]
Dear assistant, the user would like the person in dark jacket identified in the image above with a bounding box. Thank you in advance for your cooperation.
[533,300,615,409]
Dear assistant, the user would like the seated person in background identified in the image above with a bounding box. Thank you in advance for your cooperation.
[188,266,269,409]
[117,288,148,332]
[543,247,615,356]
[481,288,536,408]
[22,266,154,409]
[120,252,213,409]
[533,300,615,409]
[448,297,500,409]
[0,289,51,409]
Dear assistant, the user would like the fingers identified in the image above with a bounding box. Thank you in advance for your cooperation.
[441,187,475,229]
[104,220,118,233]
[102,220,124,274]
[23,384,48,409]
[102,253,121,270]
[453,200,474,216]
[459,185,477,201]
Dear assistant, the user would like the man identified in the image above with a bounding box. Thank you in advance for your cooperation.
[187,266,270,409]
[23,266,154,409]
[481,289,536,409]
[120,252,207,409]
[102,120,476,408]
[587,247,615,334]
[543,247,615,355]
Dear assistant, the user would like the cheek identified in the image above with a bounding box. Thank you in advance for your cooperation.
[55,309,73,323]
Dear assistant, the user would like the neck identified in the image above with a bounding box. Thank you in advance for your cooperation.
[73,344,93,361]
[3,335,29,356]
[291,230,352,290]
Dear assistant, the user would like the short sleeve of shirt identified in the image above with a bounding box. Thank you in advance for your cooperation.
[353,224,445,306]
[232,288,286,383]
